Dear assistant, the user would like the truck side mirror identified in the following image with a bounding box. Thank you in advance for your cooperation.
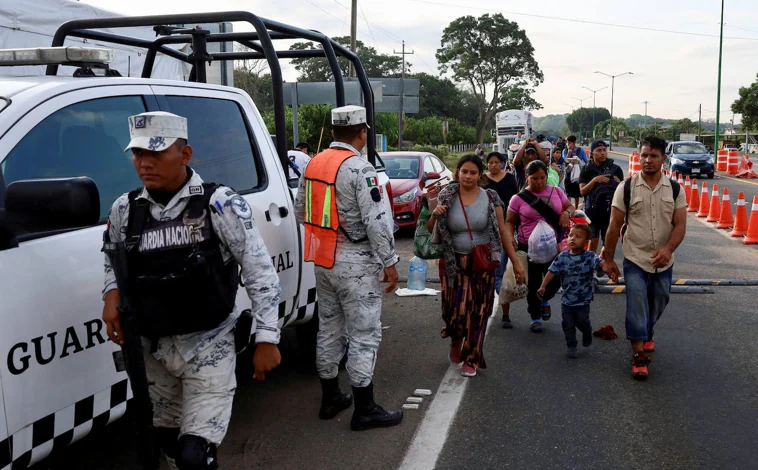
[1,177,100,235]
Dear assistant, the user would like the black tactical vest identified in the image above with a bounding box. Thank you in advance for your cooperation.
[125,183,239,339]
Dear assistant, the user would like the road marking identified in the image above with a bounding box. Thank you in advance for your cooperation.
[398,295,499,470]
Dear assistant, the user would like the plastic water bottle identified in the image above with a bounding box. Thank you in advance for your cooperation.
[408,256,428,291]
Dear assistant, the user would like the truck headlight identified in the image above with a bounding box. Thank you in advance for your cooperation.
[393,187,418,204]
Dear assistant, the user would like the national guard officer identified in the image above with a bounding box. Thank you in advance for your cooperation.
[295,105,403,431]
[101,111,282,469]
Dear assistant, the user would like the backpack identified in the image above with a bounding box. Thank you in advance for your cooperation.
[620,177,681,240]
[585,163,621,225]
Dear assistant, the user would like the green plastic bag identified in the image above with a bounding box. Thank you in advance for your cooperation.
[413,205,444,259]
[547,167,560,187]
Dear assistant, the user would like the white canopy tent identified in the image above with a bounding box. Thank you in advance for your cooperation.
[0,0,188,79]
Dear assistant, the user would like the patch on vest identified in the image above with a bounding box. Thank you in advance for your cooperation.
[189,186,202,195]
[230,195,252,219]
[244,221,253,230]
[138,219,210,252]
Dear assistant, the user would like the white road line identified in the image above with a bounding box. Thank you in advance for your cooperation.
[398,295,500,470]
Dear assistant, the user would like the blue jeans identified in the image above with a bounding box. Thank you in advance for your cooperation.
[494,250,508,292]
[561,303,592,348]
[623,259,673,342]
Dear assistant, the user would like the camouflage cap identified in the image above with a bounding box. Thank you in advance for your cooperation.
[124,111,188,152]
[331,105,370,128]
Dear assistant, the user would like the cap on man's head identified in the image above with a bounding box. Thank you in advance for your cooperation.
[332,105,370,128]
[524,145,538,153]
[125,111,188,152]
[591,139,608,152]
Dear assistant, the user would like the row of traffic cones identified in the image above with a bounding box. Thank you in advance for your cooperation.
[671,170,758,244]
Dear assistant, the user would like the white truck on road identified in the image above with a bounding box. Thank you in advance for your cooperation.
[493,109,534,158]
[0,12,392,469]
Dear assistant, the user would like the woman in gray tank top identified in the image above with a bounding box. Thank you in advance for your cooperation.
[426,155,508,377]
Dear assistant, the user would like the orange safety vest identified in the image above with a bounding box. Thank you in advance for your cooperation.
[303,147,357,268]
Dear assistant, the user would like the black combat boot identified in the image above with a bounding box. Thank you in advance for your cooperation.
[319,377,353,420]
[350,382,403,431]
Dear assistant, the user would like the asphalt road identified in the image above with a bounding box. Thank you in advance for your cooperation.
[35,158,758,469]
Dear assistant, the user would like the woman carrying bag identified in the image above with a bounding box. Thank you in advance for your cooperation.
[427,155,508,377]
[504,160,575,333]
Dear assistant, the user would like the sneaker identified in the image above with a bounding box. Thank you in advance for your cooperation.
[461,364,477,377]
[529,320,544,333]
[582,332,593,348]
[631,353,651,380]
[643,340,655,352]
[501,315,513,329]
[567,347,578,359]
[449,340,462,365]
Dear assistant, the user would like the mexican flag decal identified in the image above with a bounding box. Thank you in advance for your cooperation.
[366,176,378,187]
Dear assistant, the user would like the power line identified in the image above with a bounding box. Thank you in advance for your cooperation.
[410,0,758,41]
[358,2,378,47]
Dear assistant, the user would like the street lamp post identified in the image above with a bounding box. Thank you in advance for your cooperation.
[715,0,725,153]
[582,86,608,140]
[594,71,633,150]
[571,96,592,140]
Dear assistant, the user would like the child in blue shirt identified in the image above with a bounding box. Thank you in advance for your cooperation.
[538,224,603,358]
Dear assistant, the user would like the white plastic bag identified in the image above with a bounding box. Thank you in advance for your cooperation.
[501,250,528,303]
[570,162,583,183]
[528,220,558,264]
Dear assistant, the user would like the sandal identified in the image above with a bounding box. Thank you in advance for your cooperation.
[530,320,544,333]
[541,304,552,321]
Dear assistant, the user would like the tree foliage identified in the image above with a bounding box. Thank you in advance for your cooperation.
[594,118,631,142]
[289,37,407,82]
[566,108,611,136]
[413,73,478,126]
[436,13,543,143]
[498,85,542,112]
[732,73,758,131]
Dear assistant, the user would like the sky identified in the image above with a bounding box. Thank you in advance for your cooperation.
[79,0,758,123]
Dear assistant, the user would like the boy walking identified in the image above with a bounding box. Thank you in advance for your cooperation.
[538,224,602,358]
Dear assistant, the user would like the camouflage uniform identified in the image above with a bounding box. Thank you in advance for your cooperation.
[103,170,281,444]
[295,141,398,387]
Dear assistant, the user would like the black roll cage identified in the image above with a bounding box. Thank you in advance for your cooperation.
[45,11,378,170]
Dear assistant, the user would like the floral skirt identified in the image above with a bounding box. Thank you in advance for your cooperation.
[439,253,497,369]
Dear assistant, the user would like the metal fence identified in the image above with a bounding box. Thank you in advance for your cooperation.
[447,143,494,153]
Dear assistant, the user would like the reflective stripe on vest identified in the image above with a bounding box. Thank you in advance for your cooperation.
[303,147,356,268]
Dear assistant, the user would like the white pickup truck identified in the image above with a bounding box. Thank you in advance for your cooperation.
[0,12,392,469]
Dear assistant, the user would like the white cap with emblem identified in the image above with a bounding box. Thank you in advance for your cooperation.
[331,105,370,128]
[124,111,188,152]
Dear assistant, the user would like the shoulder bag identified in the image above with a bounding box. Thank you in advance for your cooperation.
[460,190,500,272]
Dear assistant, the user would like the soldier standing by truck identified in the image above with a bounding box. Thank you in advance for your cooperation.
[295,105,403,431]
[102,111,282,469]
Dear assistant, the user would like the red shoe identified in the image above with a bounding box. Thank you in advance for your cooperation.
[449,340,462,364]
[643,340,655,352]
[461,364,477,377]
[631,353,651,380]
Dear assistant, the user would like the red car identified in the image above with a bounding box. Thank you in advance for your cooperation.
[380,152,454,229]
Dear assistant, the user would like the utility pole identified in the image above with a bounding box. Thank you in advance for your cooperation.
[393,40,413,150]
[715,0,725,152]
[582,85,608,139]
[698,104,702,141]
[595,71,634,150]
[348,0,358,77]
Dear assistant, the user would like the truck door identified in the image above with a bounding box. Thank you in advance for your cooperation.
[0,86,152,466]
[150,85,302,324]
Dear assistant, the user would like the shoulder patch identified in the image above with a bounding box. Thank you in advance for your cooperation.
[230,195,252,219]
[244,221,253,230]
[370,187,382,202]
[189,185,202,195]
[225,190,235,197]
[366,176,378,187]
[362,166,373,174]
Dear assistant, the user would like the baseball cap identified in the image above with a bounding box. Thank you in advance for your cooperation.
[331,105,370,128]
[591,139,608,152]
[124,111,188,152]
[524,144,538,153]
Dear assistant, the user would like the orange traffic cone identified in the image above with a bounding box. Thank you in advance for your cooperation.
[743,196,758,244]
[706,184,721,222]
[697,182,710,218]
[716,188,734,229]
[688,178,699,212]
[684,176,692,204]
[730,192,749,237]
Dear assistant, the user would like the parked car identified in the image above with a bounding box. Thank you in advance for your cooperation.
[663,141,715,178]
[379,152,453,228]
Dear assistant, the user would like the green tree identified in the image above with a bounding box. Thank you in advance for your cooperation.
[413,73,478,126]
[566,108,611,137]
[436,13,543,144]
[671,118,698,133]
[498,85,542,112]
[732,73,758,131]
[234,57,274,114]
[594,118,631,142]
[289,37,406,82]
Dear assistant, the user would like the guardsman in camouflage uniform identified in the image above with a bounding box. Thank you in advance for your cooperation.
[295,105,403,431]
[102,111,282,469]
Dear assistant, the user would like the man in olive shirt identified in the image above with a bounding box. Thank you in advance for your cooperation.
[603,136,687,380]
